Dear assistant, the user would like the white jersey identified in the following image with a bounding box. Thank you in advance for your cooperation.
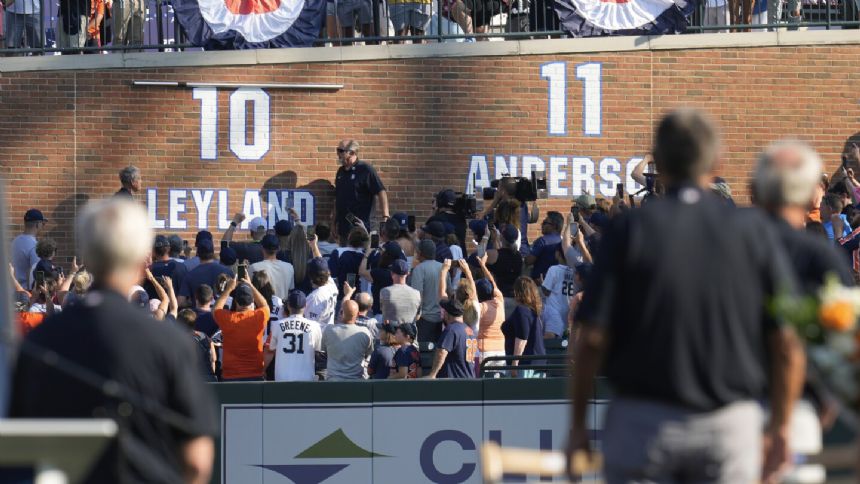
[304,278,339,327]
[541,264,575,336]
[268,315,322,381]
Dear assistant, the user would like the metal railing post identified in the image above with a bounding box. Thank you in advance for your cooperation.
[437,0,443,42]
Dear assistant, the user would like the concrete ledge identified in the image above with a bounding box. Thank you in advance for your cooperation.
[1,29,859,73]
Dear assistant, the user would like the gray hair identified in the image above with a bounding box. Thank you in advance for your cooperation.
[753,140,822,208]
[119,166,141,186]
[77,198,153,278]
[345,140,360,153]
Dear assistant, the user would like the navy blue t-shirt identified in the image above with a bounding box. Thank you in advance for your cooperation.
[529,234,562,280]
[501,305,546,366]
[145,259,189,299]
[329,249,364,298]
[393,344,421,378]
[179,262,234,298]
[224,241,264,265]
[437,321,477,379]
[193,308,218,337]
[335,160,385,239]
[368,345,396,379]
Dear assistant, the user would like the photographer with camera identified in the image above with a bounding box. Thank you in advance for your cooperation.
[480,172,548,255]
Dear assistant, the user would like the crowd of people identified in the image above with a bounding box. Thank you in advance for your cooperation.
[8,111,860,482]
[0,0,849,53]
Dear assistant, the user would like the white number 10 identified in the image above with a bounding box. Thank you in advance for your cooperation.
[541,61,602,137]
[192,87,271,161]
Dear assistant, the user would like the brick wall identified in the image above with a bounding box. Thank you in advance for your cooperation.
[1,44,859,264]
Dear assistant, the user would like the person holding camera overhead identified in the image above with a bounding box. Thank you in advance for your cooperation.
[332,139,390,243]
[427,189,468,251]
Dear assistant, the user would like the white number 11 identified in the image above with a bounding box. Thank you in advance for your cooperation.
[541,61,602,137]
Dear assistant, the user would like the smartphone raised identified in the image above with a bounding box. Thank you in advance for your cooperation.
[346,273,357,287]
[237,264,248,280]
[407,215,416,233]
[571,206,580,221]
[628,194,636,208]
[616,183,625,198]
[570,222,579,238]
[370,231,380,249]
[345,213,360,226]
[34,271,45,287]
[306,226,316,241]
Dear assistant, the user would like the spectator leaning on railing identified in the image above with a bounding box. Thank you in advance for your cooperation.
[214,273,271,381]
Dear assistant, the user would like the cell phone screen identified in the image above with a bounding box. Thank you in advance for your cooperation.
[370,233,380,249]
[617,183,624,197]
[35,271,45,285]
[407,215,416,233]
[238,265,247,280]
[306,227,316,240]
[346,273,356,287]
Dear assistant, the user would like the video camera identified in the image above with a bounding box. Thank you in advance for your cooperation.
[482,171,548,203]
[453,193,477,219]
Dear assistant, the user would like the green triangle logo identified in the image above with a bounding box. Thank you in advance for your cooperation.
[295,429,387,459]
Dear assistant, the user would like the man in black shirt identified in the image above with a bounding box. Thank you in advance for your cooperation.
[11,198,217,484]
[114,165,141,199]
[221,212,266,264]
[426,189,467,251]
[332,139,390,242]
[568,110,804,484]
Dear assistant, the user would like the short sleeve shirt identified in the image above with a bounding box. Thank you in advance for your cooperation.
[179,262,234,298]
[529,235,562,279]
[335,160,385,235]
[487,248,523,298]
[501,305,546,366]
[437,321,477,379]
[214,307,270,379]
[541,264,575,336]
[268,315,322,382]
[226,241,265,265]
[304,278,339,327]
[145,259,189,299]
[368,345,397,379]
[392,344,421,378]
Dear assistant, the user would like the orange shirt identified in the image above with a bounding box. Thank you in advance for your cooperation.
[214,307,270,380]
[17,312,45,335]
[807,207,821,223]
[478,295,506,352]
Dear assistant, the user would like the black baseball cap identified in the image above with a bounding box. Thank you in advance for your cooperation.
[422,221,446,238]
[153,234,170,249]
[234,283,254,307]
[24,209,46,223]
[197,238,215,256]
[275,219,294,237]
[397,322,417,339]
[261,234,280,251]
[439,298,464,317]
[195,230,213,247]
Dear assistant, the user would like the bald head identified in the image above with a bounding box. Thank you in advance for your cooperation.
[355,292,373,314]
[341,300,359,324]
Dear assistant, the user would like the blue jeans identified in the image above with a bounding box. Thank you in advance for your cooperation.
[4,12,42,49]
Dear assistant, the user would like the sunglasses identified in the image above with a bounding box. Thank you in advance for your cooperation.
[337,148,353,154]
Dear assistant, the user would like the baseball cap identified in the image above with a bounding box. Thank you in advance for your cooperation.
[436,189,457,208]
[24,209,46,223]
[501,225,519,245]
[220,247,238,266]
[130,289,150,309]
[261,234,280,251]
[197,238,215,256]
[418,239,436,260]
[468,219,487,240]
[390,259,409,276]
[443,222,455,235]
[195,230,213,247]
[248,217,267,233]
[234,283,254,307]
[397,322,417,339]
[168,234,183,253]
[377,322,397,335]
[439,298,464,317]
[382,241,406,261]
[153,234,170,249]
[308,257,329,279]
[575,194,596,209]
[422,221,446,238]
[475,278,494,302]
[275,219,294,237]
[287,290,306,310]
[391,213,408,230]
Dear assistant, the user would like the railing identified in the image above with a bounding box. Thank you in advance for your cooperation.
[479,353,570,377]
[1,0,858,56]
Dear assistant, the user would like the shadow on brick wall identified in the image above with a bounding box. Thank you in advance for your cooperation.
[260,171,334,227]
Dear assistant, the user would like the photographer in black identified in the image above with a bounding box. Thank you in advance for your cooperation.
[479,172,547,255]
[426,189,469,251]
